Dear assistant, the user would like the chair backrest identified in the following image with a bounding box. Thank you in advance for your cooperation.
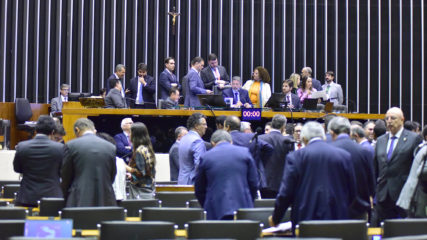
[0,200,9,207]
[0,220,25,240]
[187,199,201,208]
[383,234,427,240]
[187,220,262,240]
[118,199,160,217]
[155,191,196,207]
[140,207,205,229]
[383,219,427,238]
[15,98,33,123]
[60,207,125,229]
[38,197,65,217]
[254,199,275,208]
[99,221,175,240]
[235,208,274,228]
[298,220,368,240]
[0,207,27,219]
[2,184,20,198]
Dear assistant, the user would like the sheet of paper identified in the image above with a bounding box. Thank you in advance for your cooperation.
[262,221,292,233]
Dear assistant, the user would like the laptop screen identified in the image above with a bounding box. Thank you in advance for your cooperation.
[25,219,73,238]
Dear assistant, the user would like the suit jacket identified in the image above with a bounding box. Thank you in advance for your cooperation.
[127,75,156,106]
[331,134,375,216]
[184,69,207,107]
[13,135,64,206]
[105,88,127,108]
[360,140,375,159]
[374,128,423,202]
[159,69,180,100]
[200,65,230,90]
[178,130,206,184]
[195,142,258,220]
[230,131,273,189]
[169,141,180,181]
[322,82,344,105]
[161,97,178,109]
[259,131,293,192]
[50,96,64,113]
[113,132,132,161]
[272,140,357,231]
[311,78,323,91]
[61,133,117,207]
[222,88,253,107]
[106,74,118,92]
[284,93,301,109]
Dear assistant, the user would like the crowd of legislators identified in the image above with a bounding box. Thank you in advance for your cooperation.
[12,105,427,234]
[50,53,344,113]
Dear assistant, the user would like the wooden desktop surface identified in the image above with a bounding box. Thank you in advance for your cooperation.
[62,102,385,142]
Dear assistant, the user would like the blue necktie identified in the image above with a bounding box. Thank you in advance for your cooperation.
[233,92,238,104]
[138,82,143,104]
[387,136,397,161]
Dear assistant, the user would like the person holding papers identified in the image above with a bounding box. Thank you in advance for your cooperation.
[297,76,317,104]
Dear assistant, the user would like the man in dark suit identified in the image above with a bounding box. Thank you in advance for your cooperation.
[61,118,117,207]
[106,64,128,95]
[269,121,357,233]
[328,117,376,219]
[200,53,230,91]
[169,126,188,181]
[184,57,213,107]
[222,76,252,108]
[161,88,180,109]
[127,63,156,108]
[350,124,375,158]
[50,83,69,113]
[195,130,258,220]
[159,57,180,100]
[105,79,127,108]
[13,115,64,207]
[282,79,301,110]
[259,114,293,198]
[113,118,133,163]
[224,116,273,189]
[301,66,322,91]
[373,107,423,225]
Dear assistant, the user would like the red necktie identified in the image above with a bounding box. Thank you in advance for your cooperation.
[297,143,302,149]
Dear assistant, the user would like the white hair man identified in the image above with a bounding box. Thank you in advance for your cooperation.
[113,118,133,163]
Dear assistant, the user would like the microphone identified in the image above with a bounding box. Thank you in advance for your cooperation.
[250,127,264,143]
[201,97,216,118]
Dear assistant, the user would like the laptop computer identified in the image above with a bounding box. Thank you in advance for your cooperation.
[197,94,227,108]
[302,98,319,111]
[25,219,73,238]
[264,93,286,109]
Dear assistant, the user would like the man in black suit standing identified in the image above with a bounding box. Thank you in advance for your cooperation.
[259,114,293,198]
[201,53,230,92]
[61,118,117,207]
[301,66,322,91]
[373,107,423,225]
[127,63,156,108]
[159,57,180,100]
[106,64,128,95]
[328,116,376,219]
[13,115,64,207]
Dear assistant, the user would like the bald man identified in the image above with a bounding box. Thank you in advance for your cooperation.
[373,107,422,225]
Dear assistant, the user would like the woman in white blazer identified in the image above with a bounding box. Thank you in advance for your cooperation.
[242,66,272,108]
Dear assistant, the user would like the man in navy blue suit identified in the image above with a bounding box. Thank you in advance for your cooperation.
[184,57,213,107]
[282,79,301,110]
[113,118,133,163]
[222,76,252,108]
[350,124,375,158]
[195,130,258,220]
[105,64,128,94]
[159,57,180,100]
[127,63,156,108]
[301,66,322,91]
[328,117,376,219]
[269,121,357,233]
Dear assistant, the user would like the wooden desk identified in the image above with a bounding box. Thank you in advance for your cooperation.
[62,102,385,142]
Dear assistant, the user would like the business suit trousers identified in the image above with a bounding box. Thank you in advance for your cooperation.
[373,194,407,226]
[260,189,278,199]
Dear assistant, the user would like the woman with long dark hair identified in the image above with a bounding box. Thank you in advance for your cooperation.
[297,76,317,104]
[128,122,156,199]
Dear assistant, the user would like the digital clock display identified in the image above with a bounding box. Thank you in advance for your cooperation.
[241,108,262,121]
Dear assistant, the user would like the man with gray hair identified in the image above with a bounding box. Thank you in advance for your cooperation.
[195,130,258,220]
[114,118,133,163]
[269,121,356,233]
[169,126,188,181]
[329,116,375,219]
[259,114,293,198]
[301,66,322,91]
[222,76,252,108]
[351,124,374,157]
[50,83,70,114]
[106,64,129,96]
[61,118,117,207]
